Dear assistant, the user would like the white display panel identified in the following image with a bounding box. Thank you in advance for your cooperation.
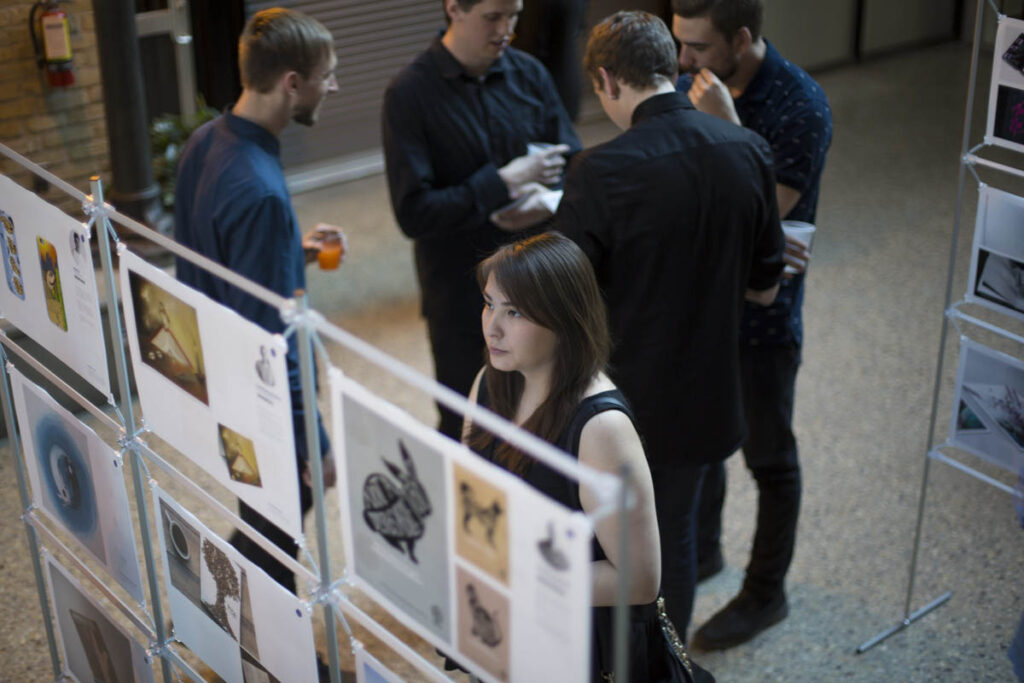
[43,554,154,683]
[987,17,1024,154]
[119,249,302,538]
[950,338,1024,474]
[331,370,593,683]
[968,186,1024,322]
[354,645,404,683]
[11,367,144,603]
[154,488,317,683]
[335,372,453,644]
[0,175,110,396]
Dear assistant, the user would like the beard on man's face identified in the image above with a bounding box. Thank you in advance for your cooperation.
[685,58,739,83]
[293,106,317,127]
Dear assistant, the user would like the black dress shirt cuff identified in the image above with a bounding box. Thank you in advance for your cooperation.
[469,162,512,217]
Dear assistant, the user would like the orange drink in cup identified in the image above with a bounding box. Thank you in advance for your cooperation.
[317,230,343,270]
[304,223,345,270]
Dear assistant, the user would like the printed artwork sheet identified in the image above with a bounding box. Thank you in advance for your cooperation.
[968,186,1024,322]
[44,554,154,683]
[331,370,593,683]
[988,17,1024,153]
[950,338,1024,473]
[450,445,592,683]
[11,367,144,602]
[334,372,453,644]
[154,488,317,683]
[0,174,109,395]
[119,249,302,538]
[354,646,404,683]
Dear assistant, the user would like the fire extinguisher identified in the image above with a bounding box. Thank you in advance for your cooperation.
[29,1,75,88]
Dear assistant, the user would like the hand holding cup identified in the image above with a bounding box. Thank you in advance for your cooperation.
[302,223,347,270]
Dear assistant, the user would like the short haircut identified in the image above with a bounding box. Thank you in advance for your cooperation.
[442,0,486,24]
[671,0,763,41]
[583,11,677,90]
[239,8,333,94]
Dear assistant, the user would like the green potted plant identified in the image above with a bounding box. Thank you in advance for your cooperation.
[150,97,219,211]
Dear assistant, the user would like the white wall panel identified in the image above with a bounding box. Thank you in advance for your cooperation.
[761,0,858,69]
[863,0,956,54]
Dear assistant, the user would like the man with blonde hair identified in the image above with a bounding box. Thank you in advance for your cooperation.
[175,7,339,597]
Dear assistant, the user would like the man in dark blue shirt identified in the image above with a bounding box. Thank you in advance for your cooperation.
[174,8,338,594]
[382,0,581,441]
[672,0,833,650]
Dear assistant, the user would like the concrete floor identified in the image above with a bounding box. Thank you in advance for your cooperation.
[2,40,1023,682]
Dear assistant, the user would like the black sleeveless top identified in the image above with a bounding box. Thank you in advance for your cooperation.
[473,380,678,682]
[474,381,635,544]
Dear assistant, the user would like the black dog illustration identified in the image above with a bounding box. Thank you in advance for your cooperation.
[362,441,432,563]
[460,481,503,547]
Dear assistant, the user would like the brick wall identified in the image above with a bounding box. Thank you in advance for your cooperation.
[0,2,109,219]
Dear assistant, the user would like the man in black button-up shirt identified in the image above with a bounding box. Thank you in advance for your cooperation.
[382,0,580,439]
[557,10,784,635]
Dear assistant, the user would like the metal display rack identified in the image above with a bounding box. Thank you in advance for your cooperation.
[0,141,634,682]
[857,0,1024,654]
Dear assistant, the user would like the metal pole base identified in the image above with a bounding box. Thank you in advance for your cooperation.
[856,591,953,654]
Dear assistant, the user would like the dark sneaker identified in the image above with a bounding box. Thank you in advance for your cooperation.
[696,549,725,583]
[691,590,788,651]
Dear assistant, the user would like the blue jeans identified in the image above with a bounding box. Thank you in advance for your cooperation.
[652,462,708,637]
[697,344,802,599]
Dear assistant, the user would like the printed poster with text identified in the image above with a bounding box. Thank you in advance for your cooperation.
[988,16,1024,153]
[0,175,110,396]
[11,367,144,603]
[968,186,1024,323]
[950,338,1024,473]
[331,370,593,683]
[354,646,404,683]
[119,249,301,538]
[154,487,317,683]
[44,554,154,683]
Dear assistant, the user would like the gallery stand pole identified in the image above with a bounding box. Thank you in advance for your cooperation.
[856,0,990,655]
[294,291,343,683]
[0,358,63,679]
[90,176,176,683]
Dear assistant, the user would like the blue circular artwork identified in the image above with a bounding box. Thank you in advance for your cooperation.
[35,413,97,535]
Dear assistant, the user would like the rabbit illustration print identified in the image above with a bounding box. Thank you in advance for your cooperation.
[362,440,433,563]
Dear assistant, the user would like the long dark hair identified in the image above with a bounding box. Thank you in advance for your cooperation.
[468,232,611,474]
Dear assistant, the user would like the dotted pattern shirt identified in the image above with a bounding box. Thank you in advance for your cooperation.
[679,40,832,348]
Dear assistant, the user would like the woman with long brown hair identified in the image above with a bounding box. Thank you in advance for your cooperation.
[464,232,708,681]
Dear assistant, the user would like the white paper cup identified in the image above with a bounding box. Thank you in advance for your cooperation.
[781,220,816,274]
[527,141,556,155]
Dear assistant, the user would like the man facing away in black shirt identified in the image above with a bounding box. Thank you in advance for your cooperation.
[382,0,581,440]
[556,10,784,636]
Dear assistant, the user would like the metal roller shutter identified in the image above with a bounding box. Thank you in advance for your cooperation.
[246,0,443,173]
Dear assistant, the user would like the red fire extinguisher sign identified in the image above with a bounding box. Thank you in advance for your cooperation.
[30,1,75,87]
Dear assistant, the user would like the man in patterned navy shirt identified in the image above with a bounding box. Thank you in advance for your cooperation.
[671,0,833,650]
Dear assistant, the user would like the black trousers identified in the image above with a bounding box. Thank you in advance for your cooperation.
[426,315,484,441]
[696,344,802,599]
[651,462,708,637]
[230,478,313,595]
[513,0,589,120]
